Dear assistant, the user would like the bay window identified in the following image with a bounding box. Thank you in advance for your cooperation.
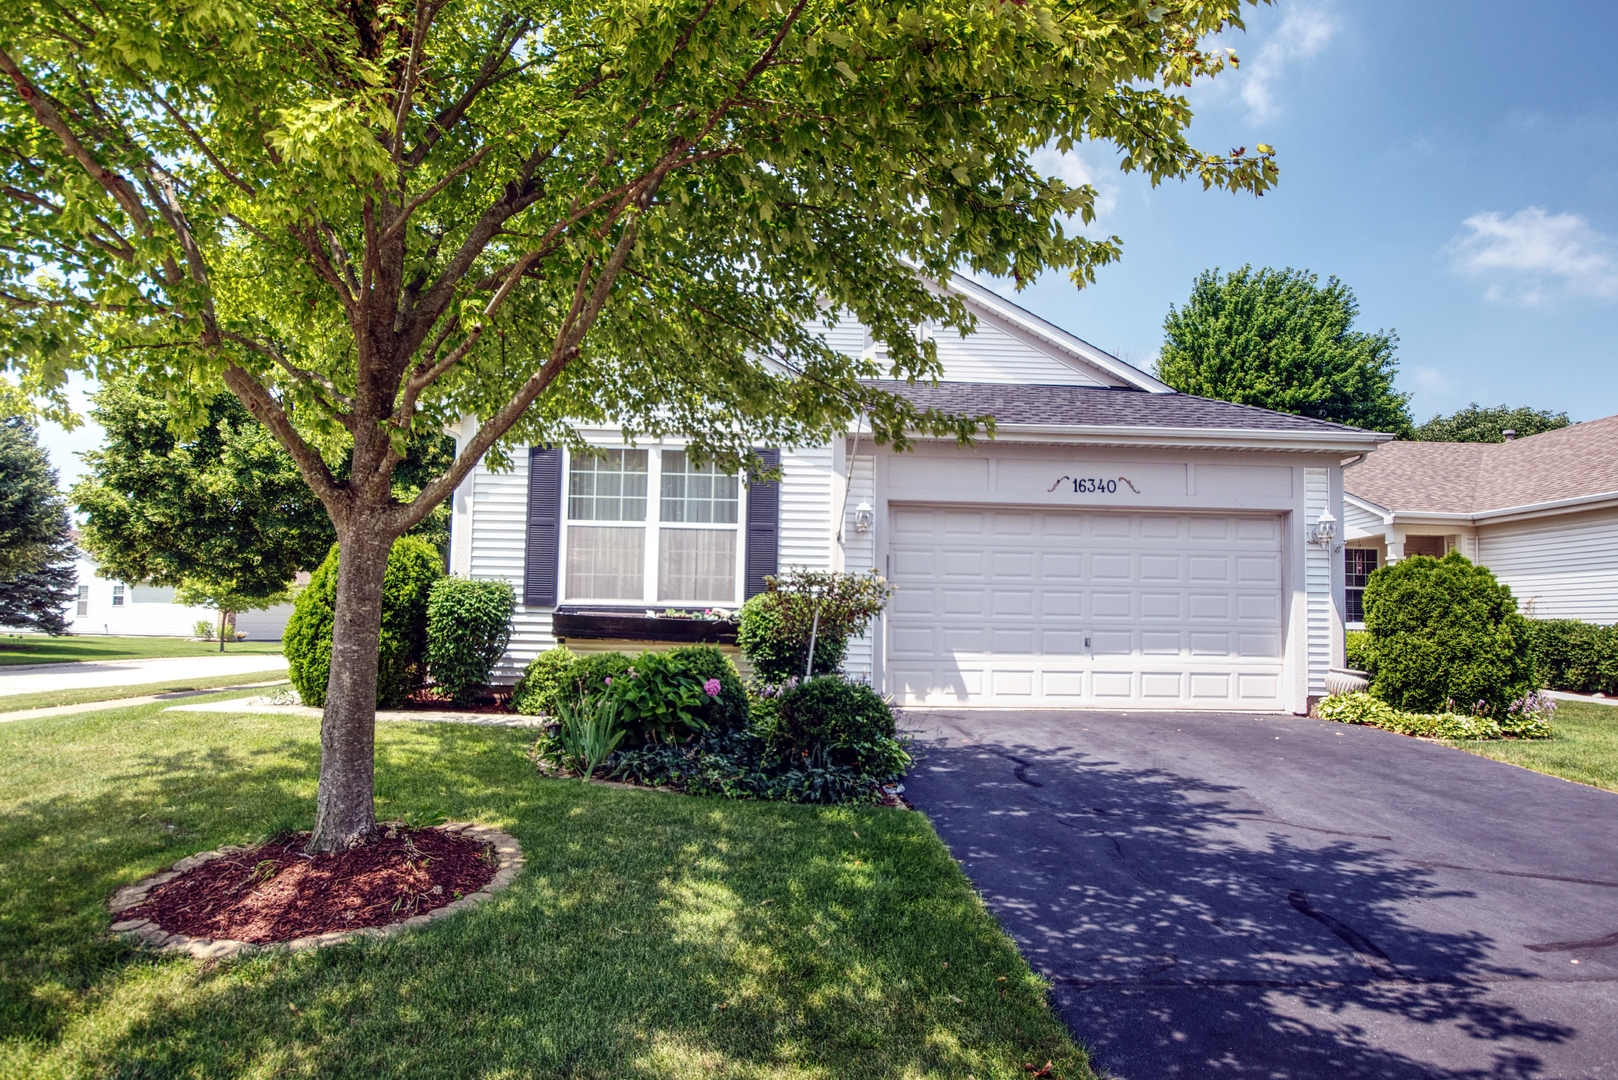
[563,447,742,606]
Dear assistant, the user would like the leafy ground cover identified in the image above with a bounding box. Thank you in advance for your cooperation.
[1445,699,1618,794]
[0,634,284,667]
[0,674,290,715]
[0,698,1091,1079]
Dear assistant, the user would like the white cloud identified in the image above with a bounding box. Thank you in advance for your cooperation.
[1027,144,1117,225]
[1449,207,1618,304]
[1235,2,1339,120]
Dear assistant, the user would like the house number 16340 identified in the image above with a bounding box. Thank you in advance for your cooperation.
[1047,475,1142,495]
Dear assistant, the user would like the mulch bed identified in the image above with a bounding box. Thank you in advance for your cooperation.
[121,826,499,943]
[400,688,515,714]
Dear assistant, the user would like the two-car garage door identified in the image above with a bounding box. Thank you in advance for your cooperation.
[886,506,1286,709]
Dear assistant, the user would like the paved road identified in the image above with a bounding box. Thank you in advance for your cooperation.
[902,710,1618,1079]
[0,654,288,696]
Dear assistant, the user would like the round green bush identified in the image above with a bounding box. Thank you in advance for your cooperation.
[282,536,444,708]
[425,577,516,704]
[736,592,847,680]
[665,645,749,734]
[1361,552,1535,714]
[512,645,576,716]
[768,676,897,772]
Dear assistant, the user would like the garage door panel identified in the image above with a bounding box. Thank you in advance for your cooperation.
[991,628,1034,653]
[1237,594,1282,621]
[1093,592,1134,618]
[991,591,1033,617]
[939,550,987,577]
[1238,556,1281,583]
[1140,593,1182,619]
[1043,630,1091,652]
[1092,554,1133,580]
[887,507,1285,709]
[1092,631,1134,655]
[1142,631,1182,655]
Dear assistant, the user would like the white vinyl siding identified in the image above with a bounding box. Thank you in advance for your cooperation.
[926,320,1107,386]
[885,507,1285,709]
[1478,509,1618,623]
[1305,467,1332,696]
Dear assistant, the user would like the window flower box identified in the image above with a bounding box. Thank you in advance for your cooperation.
[551,605,739,645]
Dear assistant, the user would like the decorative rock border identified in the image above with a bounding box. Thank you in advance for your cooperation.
[106,822,523,960]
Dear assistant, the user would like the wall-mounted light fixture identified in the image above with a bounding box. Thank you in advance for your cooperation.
[853,502,874,533]
[1308,508,1339,549]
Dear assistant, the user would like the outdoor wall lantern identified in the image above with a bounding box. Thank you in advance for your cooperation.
[853,502,874,533]
[1308,509,1339,549]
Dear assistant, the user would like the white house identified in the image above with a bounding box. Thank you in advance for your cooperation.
[450,275,1388,714]
[1343,415,1618,626]
[64,549,294,640]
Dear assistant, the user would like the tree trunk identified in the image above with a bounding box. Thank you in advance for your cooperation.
[307,520,392,852]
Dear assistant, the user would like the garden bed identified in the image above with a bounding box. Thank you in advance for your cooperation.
[107,822,520,954]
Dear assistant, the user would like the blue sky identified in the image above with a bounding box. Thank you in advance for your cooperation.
[1006,0,1618,425]
[37,0,1618,488]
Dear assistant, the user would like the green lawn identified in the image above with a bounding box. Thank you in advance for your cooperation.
[0,634,284,667]
[0,698,1091,1079]
[0,673,291,716]
[1445,700,1618,793]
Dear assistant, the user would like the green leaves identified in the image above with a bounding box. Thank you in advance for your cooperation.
[1156,265,1413,436]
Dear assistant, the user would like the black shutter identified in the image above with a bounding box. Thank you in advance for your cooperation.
[524,446,564,607]
[744,448,781,599]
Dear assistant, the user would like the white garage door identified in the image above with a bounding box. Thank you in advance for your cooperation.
[886,506,1286,709]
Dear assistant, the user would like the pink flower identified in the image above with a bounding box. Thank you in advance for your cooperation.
[604,677,613,686]
[703,678,721,697]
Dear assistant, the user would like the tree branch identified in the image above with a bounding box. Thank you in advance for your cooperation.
[377,143,492,245]
[221,363,344,516]
[404,14,527,168]
[0,47,152,232]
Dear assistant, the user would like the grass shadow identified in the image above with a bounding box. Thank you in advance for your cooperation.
[1,703,1087,1079]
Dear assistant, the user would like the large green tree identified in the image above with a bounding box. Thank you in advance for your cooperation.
[1413,403,1570,443]
[0,0,1277,849]
[1156,266,1412,434]
[0,416,75,634]
[71,378,455,610]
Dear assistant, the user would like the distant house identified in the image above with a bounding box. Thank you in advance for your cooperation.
[65,549,294,640]
[1342,416,1618,626]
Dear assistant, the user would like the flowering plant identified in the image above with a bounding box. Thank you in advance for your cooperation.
[703,678,722,697]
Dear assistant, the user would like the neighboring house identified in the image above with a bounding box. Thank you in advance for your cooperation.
[1342,415,1618,626]
[64,549,294,640]
[450,274,1387,714]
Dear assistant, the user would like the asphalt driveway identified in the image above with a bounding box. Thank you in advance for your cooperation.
[901,709,1618,1079]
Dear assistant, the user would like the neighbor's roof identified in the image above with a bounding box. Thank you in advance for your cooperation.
[1344,414,1618,514]
[869,380,1379,435]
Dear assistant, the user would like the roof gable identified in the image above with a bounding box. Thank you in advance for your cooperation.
[806,274,1171,392]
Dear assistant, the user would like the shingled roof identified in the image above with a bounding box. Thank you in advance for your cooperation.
[1344,414,1618,514]
[868,380,1373,434]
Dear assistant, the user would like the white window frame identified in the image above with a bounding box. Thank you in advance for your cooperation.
[559,442,746,608]
[111,584,125,607]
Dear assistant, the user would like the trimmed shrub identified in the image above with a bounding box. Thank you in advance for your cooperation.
[736,569,892,680]
[425,577,515,704]
[1526,618,1618,696]
[1361,552,1535,714]
[665,646,749,734]
[768,676,899,773]
[512,646,576,716]
[604,650,712,745]
[282,536,444,708]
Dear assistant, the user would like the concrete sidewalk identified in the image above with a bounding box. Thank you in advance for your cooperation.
[0,653,288,697]
[165,696,544,728]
